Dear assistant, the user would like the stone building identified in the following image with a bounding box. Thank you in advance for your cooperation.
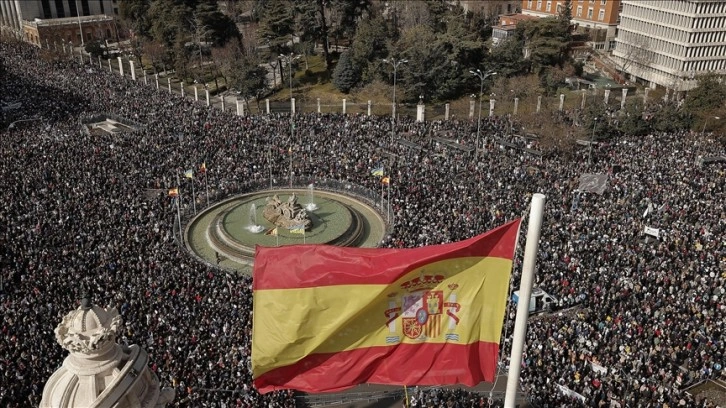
[23,14,117,47]
[0,0,118,43]
[40,294,174,408]
[611,0,726,91]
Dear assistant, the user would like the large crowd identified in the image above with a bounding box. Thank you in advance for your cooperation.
[0,39,723,408]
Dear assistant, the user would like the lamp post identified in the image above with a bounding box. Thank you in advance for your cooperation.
[469,69,497,156]
[279,53,301,115]
[383,57,408,143]
[589,117,598,165]
[280,53,300,187]
[702,116,720,135]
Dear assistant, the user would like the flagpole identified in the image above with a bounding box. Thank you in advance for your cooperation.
[204,168,209,208]
[387,181,391,223]
[175,197,182,242]
[268,148,273,188]
[191,173,197,215]
[289,147,293,188]
[175,171,183,243]
[504,193,546,408]
[404,385,409,408]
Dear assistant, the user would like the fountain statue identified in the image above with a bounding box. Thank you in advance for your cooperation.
[263,194,312,230]
[245,203,265,233]
[305,183,318,211]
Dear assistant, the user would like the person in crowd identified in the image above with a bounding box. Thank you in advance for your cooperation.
[0,40,722,408]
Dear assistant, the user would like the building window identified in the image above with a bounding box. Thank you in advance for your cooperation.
[601,0,607,5]
[54,0,66,18]
[546,1,552,11]
[41,0,52,18]
[81,0,91,16]
[68,0,78,17]
[598,9,605,20]
[577,6,583,16]
[528,0,533,9]
[588,8,594,18]
[99,0,105,14]
[537,1,542,10]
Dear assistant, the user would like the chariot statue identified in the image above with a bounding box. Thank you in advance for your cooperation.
[263,193,312,230]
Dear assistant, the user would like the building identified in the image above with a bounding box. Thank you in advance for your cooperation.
[521,0,622,50]
[23,14,117,47]
[0,0,118,40]
[459,0,520,16]
[612,0,726,91]
[492,13,538,46]
[40,294,175,408]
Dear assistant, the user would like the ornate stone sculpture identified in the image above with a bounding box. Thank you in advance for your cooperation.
[263,193,312,230]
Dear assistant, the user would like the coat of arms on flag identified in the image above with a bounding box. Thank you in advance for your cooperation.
[385,275,461,341]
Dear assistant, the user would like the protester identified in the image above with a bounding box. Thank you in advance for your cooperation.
[1,40,723,408]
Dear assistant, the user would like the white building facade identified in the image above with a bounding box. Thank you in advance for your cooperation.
[0,0,118,36]
[612,0,726,91]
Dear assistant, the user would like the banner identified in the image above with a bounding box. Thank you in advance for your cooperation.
[252,219,521,393]
[644,226,660,238]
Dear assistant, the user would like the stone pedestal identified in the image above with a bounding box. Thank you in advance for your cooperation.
[416,103,425,122]
[117,56,123,76]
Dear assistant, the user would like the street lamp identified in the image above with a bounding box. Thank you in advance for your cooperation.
[469,69,497,156]
[279,53,301,115]
[702,116,721,135]
[589,117,598,165]
[383,57,408,142]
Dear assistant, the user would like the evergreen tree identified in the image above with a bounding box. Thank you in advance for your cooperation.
[332,51,357,93]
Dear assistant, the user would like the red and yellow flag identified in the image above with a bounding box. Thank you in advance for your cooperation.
[252,219,521,393]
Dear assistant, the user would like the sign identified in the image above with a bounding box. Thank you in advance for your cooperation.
[644,226,660,238]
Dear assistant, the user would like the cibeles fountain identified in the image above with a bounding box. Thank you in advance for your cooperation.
[40,293,175,408]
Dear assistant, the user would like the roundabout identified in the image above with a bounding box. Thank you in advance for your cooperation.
[185,188,388,273]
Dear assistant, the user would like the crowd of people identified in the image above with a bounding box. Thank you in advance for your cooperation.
[1,39,723,408]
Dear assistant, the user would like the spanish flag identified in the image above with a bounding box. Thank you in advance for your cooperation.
[252,219,521,393]
[167,188,178,197]
[200,162,207,173]
[381,176,390,185]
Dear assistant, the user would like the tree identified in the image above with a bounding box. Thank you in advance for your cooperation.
[119,0,152,38]
[489,37,527,77]
[348,16,390,84]
[557,0,572,26]
[683,73,726,114]
[649,102,693,133]
[228,56,268,110]
[618,99,650,137]
[143,40,167,73]
[257,0,295,79]
[84,40,104,59]
[332,51,357,93]
[517,18,570,74]
[194,1,240,46]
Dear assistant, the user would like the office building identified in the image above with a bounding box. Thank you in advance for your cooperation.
[612,0,726,91]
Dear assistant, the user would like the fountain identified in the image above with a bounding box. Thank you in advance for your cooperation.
[245,203,265,233]
[305,183,318,211]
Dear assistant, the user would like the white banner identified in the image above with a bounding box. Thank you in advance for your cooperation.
[644,226,660,238]
[556,384,586,402]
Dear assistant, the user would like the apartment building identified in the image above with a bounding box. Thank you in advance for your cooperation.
[521,0,622,50]
[611,0,726,91]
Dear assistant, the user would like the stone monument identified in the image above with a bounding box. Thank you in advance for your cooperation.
[262,193,312,230]
[40,293,175,408]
